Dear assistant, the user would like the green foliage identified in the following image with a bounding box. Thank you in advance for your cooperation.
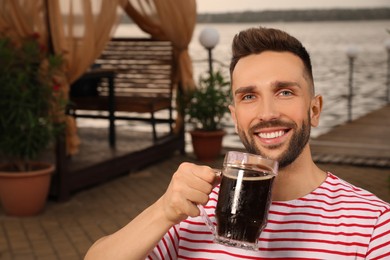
[186,70,231,131]
[0,34,66,172]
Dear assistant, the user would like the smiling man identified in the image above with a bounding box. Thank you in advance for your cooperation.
[85,27,390,259]
[230,51,316,169]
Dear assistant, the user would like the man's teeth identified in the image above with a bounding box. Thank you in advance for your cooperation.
[258,130,285,139]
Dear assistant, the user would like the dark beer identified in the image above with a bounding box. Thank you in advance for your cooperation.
[215,165,275,245]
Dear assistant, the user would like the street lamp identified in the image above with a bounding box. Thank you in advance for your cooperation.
[384,38,390,103]
[199,27,219,76]
[345,45,359,122]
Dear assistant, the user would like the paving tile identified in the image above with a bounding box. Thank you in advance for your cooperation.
[31,240,56,256]
[10,253,35,260]
[0,251,12,260]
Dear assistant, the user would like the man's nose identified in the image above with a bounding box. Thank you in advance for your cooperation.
[257,99,279,122]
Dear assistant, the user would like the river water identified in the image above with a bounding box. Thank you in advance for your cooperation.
[82,20,390,150]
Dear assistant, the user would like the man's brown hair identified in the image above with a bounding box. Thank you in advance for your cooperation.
[230,27,314,93]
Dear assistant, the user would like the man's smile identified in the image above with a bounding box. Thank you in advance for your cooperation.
[253,127,291,146]
[257,129,287,139]
[249,120,294,141]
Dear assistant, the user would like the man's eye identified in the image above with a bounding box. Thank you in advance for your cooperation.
[279,90,293,96]
[242,94,255,100]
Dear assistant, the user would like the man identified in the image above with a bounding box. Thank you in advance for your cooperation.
[85,27,390,259]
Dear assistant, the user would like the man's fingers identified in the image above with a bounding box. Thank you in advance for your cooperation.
[161,162,218,223]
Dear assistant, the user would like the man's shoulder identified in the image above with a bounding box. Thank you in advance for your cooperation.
[321,172,390,210]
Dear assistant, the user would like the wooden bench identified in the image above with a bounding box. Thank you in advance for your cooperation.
[69,38,176,146]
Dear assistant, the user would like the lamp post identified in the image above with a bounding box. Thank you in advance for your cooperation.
[346,45,359,122]
[199,27,220,76]
[385,39,390,103]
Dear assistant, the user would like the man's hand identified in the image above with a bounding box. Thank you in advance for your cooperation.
[158,162,219,225]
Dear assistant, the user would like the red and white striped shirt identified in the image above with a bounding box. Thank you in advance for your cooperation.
[148,173,390,259]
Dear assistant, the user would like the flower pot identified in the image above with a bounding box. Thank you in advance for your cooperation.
[0,162,54,217]
[190,129,226,162]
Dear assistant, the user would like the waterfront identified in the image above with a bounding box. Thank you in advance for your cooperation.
[108,20,390,149]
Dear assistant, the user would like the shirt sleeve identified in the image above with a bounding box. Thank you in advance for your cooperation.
[365,208,390,259]
[147,224,180,260]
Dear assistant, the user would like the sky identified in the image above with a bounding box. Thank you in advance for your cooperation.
[196,0,390,13]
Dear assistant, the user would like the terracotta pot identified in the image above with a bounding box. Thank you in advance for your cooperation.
[0,162,54,216]
[190,129,226,162]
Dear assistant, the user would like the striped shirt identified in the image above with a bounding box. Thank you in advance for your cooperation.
[148,173,390,259]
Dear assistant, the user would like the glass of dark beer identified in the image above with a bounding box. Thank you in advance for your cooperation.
[200,151,278,250]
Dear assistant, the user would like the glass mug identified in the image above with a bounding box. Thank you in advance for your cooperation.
[199,151,278,250]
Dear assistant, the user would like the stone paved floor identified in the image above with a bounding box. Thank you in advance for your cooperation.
[1,152,389,260]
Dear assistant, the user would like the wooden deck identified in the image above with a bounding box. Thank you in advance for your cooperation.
[310,104,390,167]
[50,125,185,201]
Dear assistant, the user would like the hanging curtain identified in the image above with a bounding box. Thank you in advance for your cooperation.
[0,0,121,155]
[120,0,197,132]
[0,1,45,42]
[47,0,120,154]
[47,0,120,83]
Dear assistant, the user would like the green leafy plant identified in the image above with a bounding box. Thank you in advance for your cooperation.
[186,70,231,131]
[0,34,66,172]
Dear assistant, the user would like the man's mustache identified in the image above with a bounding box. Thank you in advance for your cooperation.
[249,120,297,134]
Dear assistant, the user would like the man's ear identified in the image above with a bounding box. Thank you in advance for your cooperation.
[228,104,238,133]
[310,95,323,127]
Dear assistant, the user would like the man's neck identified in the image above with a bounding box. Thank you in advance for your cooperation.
[271,146,327,201]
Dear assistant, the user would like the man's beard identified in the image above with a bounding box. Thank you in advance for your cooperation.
[237,112,311,169]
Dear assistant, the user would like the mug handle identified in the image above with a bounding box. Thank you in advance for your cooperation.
[197,169,222,235]
[198,204,216,235]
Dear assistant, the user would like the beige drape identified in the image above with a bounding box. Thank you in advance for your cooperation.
[47,0,120,154]
[120,0,197,132]
[0,0,120,155]
[0,1,46,43]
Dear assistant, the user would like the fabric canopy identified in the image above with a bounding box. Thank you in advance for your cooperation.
[121,0,196,92]
[121,0,197,132]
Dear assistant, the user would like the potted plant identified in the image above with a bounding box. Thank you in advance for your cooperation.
[186,70,231,161]
[0,33,66,216]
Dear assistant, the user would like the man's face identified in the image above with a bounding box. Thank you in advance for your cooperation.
[229,51,322,169]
